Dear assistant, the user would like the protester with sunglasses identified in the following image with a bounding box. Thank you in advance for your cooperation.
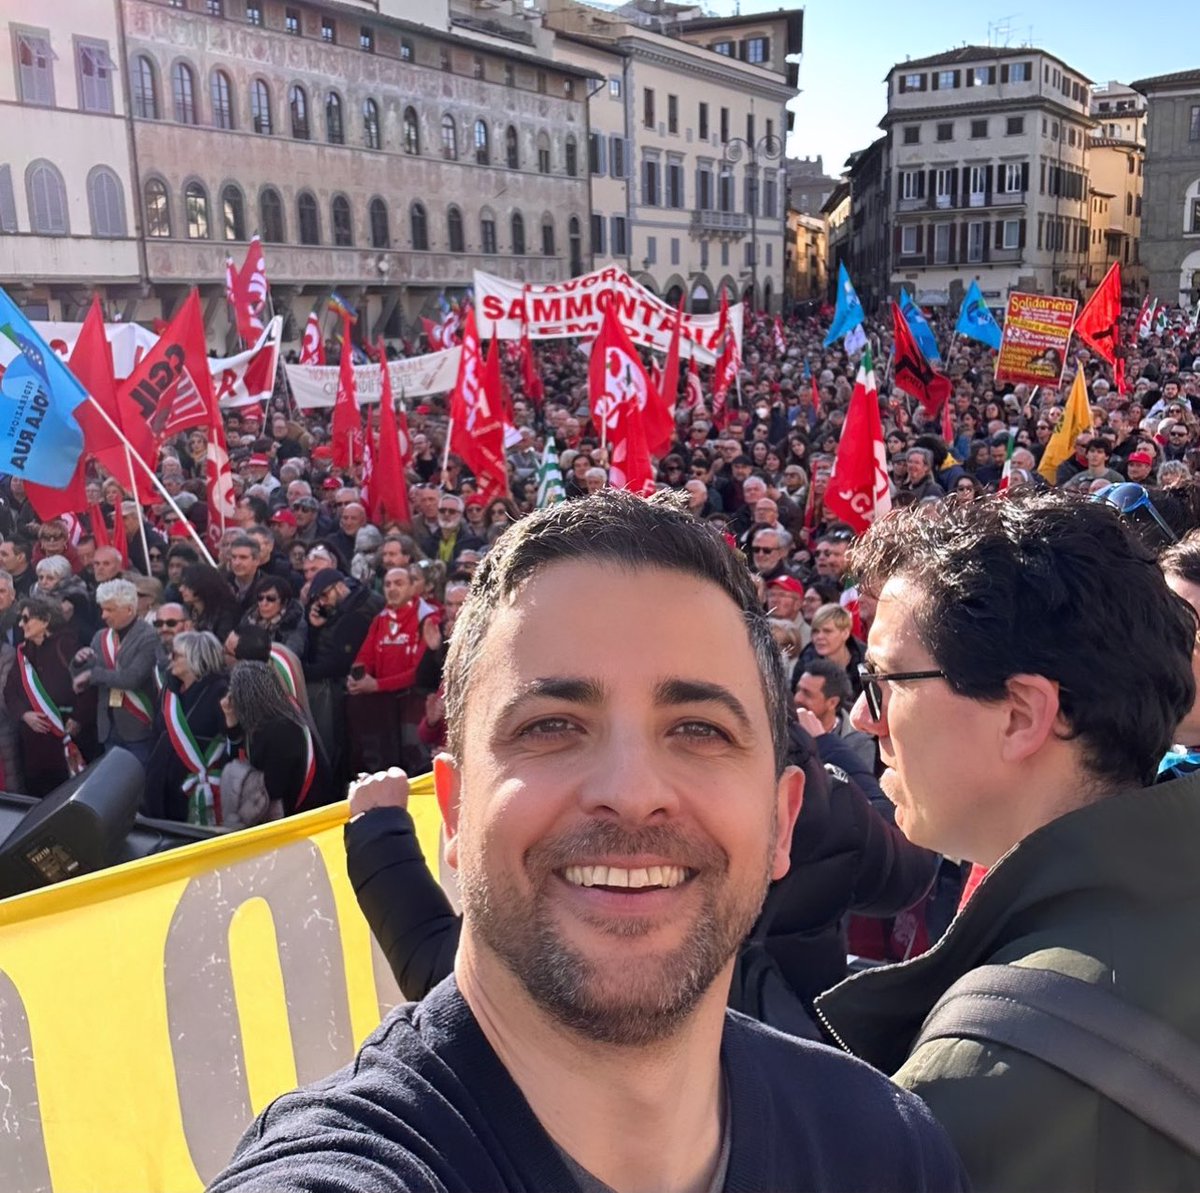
[5,596,98,797]
[240,576,307,656]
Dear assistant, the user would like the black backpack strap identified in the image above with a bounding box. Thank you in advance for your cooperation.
[912,964,1200,1158]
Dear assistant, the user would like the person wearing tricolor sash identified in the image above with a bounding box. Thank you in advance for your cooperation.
[220,660,334,821]
[4,595,98,796]
[143,631,229,825]
[70,579,158,771]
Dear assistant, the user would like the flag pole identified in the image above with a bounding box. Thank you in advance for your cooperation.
[123,441,152,577]
[83,397,217,567]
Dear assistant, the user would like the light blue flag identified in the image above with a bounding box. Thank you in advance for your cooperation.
[955,280,1002,351]
[823,263,865,348]
[899,288,942,363]
[0,288,86,487]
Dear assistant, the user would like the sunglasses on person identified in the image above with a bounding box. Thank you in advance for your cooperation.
[257,592,281,604]
[17,614,31,624]
[438,506,460,515]
[858,662,947,722]
[154,617,183,629]
[752,546,780,555]
[1091,482,1178,542]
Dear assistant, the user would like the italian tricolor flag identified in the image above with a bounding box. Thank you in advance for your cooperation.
[997,430,1017,491]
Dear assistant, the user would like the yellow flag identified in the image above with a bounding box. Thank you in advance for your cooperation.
[1038,369,1093,485]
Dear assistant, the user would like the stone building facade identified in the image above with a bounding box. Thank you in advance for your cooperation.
[1086,80,1145,294]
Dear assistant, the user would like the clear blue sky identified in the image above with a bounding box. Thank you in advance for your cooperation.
[704,0,1197,176]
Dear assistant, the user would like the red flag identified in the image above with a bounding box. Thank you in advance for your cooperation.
[119,290,215,448]
[941,391,955,446]
[824,354,892,536]
[711,290,739,430]
[331,311,361,470]
[773,316,787,356]
[239,236,268,337]
[588,301,655,496]
[370,339,412,527]
[647,299,683,457]
[422,317,446,351]
[26,297,113,520]
[520,319,544,405]
[205,423,235,548]
[683,355,703,413]
[449,309,507,502]
[1075,261,1122,366]
[892,301,951,417]
[299,311,325,365]
[360,413,377,513]
[88,503,110,550]
[483,335,514,427]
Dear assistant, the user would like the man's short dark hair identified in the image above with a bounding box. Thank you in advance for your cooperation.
[444,490,790,777]
[230,534,260,557]
[731,455,752,468]
[5,537,31,562]
[851,491,1196,789]
[167,543,200,565]
[802,657,852,706]
[1160,530,1200,586]
[233,624,272,661]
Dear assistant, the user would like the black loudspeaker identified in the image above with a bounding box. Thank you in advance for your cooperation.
[0,749,145,900]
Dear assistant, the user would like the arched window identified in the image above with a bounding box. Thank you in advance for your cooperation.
[511,211,525,255]
[332,194,353,246]
[259,186,284,242]
[447,205,464,253]
[440,114,457,160]
[250,79,272,134]
[363,98,380,150]
[541,213,555,256]
[210,69,234,129]
[132,55,158,119]
[474,119,489,165]
[565,135,578,177]
[184,180,209,238]
[172,61,197,124]
[221,184,246,240]
[369,197,388,248]
[403,107,420,155]
[297,191,319,243]
[505,124,519,169]
[144,178,171,237]
[410,201,428,251]
[289,84,309,139]
[325,91,343,144]
[536,131,551,174]
[480,209,497,255]
[568,215,583,275]
[26,161,68,235]
[87,166,126,237]
[1184,177,1200,234]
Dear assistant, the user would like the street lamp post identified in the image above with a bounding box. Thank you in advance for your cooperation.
[721,130,783,307]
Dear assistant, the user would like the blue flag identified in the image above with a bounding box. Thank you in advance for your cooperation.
[899,289,942,363]
[0,289,86,487]
[955,280,1002,351]
[823,263,865,348]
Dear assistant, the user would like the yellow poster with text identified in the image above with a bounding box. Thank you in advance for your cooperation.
[0,777,444,1193]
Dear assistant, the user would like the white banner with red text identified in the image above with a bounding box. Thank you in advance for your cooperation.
[472,267,741,363]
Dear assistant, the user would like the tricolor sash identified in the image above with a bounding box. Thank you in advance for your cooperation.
[163,688,226,827]
[17,647,85,775]
[294,721,317,811]
[268,644,301,700]
[100,629,154,724]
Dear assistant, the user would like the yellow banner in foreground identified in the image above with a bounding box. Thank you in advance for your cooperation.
[0,777,445,1193]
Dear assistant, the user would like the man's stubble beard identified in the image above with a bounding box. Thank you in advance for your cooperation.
[457,816,777,1047]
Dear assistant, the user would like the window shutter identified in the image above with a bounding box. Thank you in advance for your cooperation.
[984,165,993,202]
[925,168,934,202]
[1000,64,1009,83]
[949,169,958,203]
[898,75,907,94]
[931,72,939,91]
[948,223,957,261]
[0,166,16,233]
[1018,218,1026,248]
[1020,162,1029,193]
[893,226,902,252]
[915,225,924,253]
[953,70,961,87]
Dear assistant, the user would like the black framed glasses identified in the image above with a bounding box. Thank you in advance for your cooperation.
[858,663,947,722]
[257,592,281,603]
[1091,482,1178,542]
[154,618,182,629]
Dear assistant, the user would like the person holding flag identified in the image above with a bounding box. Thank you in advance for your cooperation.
[4,594,98,797]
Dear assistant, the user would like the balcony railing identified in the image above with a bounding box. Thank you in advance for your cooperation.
[690,209,750,235]
[897,190,1027,214]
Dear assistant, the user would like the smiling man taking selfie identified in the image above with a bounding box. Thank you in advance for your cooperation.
[209,492,965,1193]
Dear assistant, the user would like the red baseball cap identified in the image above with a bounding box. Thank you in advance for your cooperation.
[321,477,341,491]
[1128,451,1154,465]
[270,508,297,526]
[248,453,270,468]
[766,575,805,597]
[312,445,333,461]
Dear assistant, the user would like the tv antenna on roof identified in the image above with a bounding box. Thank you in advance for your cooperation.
[988,16,1017,46]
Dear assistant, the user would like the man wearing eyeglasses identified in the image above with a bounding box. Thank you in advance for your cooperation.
[815,492,1200,1191]
[430,495,484,566]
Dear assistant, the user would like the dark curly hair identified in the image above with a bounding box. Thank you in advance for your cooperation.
[851,490,1196,788]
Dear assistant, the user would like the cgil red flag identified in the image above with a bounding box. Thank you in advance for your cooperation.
[88,503,110,550]
[369,338,413,527]
[892,300,952,417]
[587,300,656,495]
[824,352,892,536]
[710,289,739,430]
[449,309,508,502]
[331,311,361,470]
[225,237,268,346]
[683,354,703,412]
[520,316,544,405]
[1074,261,1122,366]
[299,311,325,365]
[482,333,515,427]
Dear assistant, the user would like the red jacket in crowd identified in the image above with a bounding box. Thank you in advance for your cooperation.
[353,601,427,693]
